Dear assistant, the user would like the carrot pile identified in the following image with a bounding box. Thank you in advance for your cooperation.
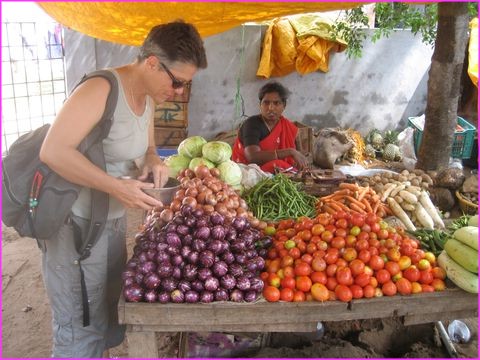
[316,182,391,217]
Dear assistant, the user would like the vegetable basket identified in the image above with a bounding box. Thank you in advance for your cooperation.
[455,190,478,215]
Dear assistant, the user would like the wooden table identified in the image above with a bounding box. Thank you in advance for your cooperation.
[118,287,477,357]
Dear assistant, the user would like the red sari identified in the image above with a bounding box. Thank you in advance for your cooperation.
[232,116,298,173]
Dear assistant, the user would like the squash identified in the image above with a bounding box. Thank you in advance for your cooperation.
[444,238,478,273]
[437,251,478,294]
[468,215,478,227]
[453,226,478,250]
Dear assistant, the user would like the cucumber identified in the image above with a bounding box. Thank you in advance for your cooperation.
[437,251,478,294]
[453,226,478,250]
[468,215,478,227]
[444,238,478,273]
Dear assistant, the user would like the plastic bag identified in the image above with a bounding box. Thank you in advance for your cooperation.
[398,127,417,171]
[237,163,272,190]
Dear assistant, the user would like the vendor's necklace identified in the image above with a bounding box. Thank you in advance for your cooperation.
[262,117,277,133]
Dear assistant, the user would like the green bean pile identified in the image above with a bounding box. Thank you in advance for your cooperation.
[244,174,317,222]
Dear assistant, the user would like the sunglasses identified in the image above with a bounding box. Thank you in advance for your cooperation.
[160,62,191,89]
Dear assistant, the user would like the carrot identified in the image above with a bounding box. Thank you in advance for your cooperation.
[327,201,343,212]
[349,203,367,214]
[361,198,373,213]
[345,196,366,209]
[329,200,351,212]
[322,204,337,215]
[320,189,351,200]
[357,186,370,201]
[372,200,381,214]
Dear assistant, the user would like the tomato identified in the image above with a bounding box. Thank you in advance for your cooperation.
[260,271,269,282]
[335,284,353,302]
[382,281,397,296]
[268,273,281,288]
[349,259,366,277]
[324,248,339,265]
[396,278,412,295]
[331,236,346,249]
[264,226,276,236]
[288,247,301,259]
[403,265,420,282]
[321,230,334,242]
[333,210,349,220]
[296,241,307,254]
[431,266,447,280]
[311,271,327,285]
[411,281,422,294]
[410,249,425,264]
[368,255,385,271]
[375,269,391,284]
[301,254,313,265]
[349,226,361,236]
[336,266,353,286]
[311,257,327,272]
[431,278,446,291]
[267,248,278,260]
[345,235,357,247]
[281,255,294,268]
[417,259,431,271]
[326,264,338,277]
[326,276,338,291]
[296,276,312,292]
[336,258,348,268]
[302,219,314,230]
[363,284,375,298]
[311,224,325,236]
[365,213,379,226]
[266,259,281,273]
[350,213,365,227]
[400,243,415,257]
[354,272,371,287]
[292,290,306,302]
[361,223,371,233]
[277,268,285,279]
[377,229,389,240]
[280,276,296,290]
[370,222,380,233]
[418,269,433,285]
[294,262,312,276]
[358,249,371,263]
[283,266,295,278]
[316,213,332,226]
[350,284,364,299]
[368,246,379,256]
[317,240,328,251]
[386,248,401,262]
[421,284,435,293]
[363,265,374,276]
[355,238,369,252]
[424,251,436,265]
[311,283,330,302]
[284,239,296,250]
[357,231,370,242]
[306,243,317,254]
[263,286,281,302]
[335,218,348,229]
[300,230,312,241]
[397,256,412,271]
[335,228,348,238]
[285,228,297,238]
[384,261,401,276]
[280,287,294,302]
[343,248,358,262]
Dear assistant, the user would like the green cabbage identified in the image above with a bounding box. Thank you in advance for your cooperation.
[217,160,242,186]
[189,157,215,170]
[178,136,207,158]
[164,154,191,177]
[202,141,232,164]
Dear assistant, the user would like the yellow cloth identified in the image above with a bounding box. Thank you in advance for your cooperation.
[37,2,362,45]
[468,18,478,87]
[256,13,347,78]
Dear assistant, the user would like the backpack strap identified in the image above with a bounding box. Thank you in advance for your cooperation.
[71,70,119,327]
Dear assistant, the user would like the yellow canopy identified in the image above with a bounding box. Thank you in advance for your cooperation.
[468,18,478,87]
[37,2,362,45]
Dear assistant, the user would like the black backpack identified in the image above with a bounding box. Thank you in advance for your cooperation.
[2,70,118,246]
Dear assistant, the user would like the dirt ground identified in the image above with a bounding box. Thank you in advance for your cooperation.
[2,209,478,358]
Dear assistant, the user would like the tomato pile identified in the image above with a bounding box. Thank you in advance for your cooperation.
[261,211,447,302]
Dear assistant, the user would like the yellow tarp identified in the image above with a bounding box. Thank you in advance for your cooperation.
[37,2,362,45]
[257,13,347,78]
[468,18,478,87]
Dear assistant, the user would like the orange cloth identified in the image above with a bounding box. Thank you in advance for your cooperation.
[232,116,298,173]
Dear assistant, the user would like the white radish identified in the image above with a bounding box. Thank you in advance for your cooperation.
[400,202,415,212]
[418,191,445,229]
[399,190,418,204]
[390,184,406,197]
[381,183,397,202]
[414,203,434,230]
[387,197,416,231]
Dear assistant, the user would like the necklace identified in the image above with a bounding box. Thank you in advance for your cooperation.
[262,117,277,133]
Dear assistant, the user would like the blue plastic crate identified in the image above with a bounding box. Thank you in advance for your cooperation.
[156,147,178,158]
[408,116,476,159]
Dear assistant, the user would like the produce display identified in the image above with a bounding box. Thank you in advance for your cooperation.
[364,129,402,162]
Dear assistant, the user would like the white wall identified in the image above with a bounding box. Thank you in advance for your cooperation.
[65,24,433,139]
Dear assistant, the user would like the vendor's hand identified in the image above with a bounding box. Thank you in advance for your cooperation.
[113,178,164,211]
[137,152,169,188]
[291,149,309,170]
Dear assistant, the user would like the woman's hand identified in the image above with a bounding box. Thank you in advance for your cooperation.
[137,151,170,188]
[113,177,164,211]
[291,149,309,170]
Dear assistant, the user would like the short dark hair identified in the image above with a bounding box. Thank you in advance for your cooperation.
[258,81,290,105]
[138,20,207,69]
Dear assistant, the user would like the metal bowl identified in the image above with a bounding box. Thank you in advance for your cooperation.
[142,177,181,206]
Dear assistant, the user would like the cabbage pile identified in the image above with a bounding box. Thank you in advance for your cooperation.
[165,136,242,188]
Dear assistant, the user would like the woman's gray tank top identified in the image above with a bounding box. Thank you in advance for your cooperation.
[71,69,152,219]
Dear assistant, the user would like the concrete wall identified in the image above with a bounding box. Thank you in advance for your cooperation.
[65,24,433,140]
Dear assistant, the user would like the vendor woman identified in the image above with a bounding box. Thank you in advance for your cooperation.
[232,81,309,173]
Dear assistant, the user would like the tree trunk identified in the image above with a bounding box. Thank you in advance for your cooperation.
[416,2,469,170]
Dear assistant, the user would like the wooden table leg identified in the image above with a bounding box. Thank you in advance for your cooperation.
[127,329,159,358]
